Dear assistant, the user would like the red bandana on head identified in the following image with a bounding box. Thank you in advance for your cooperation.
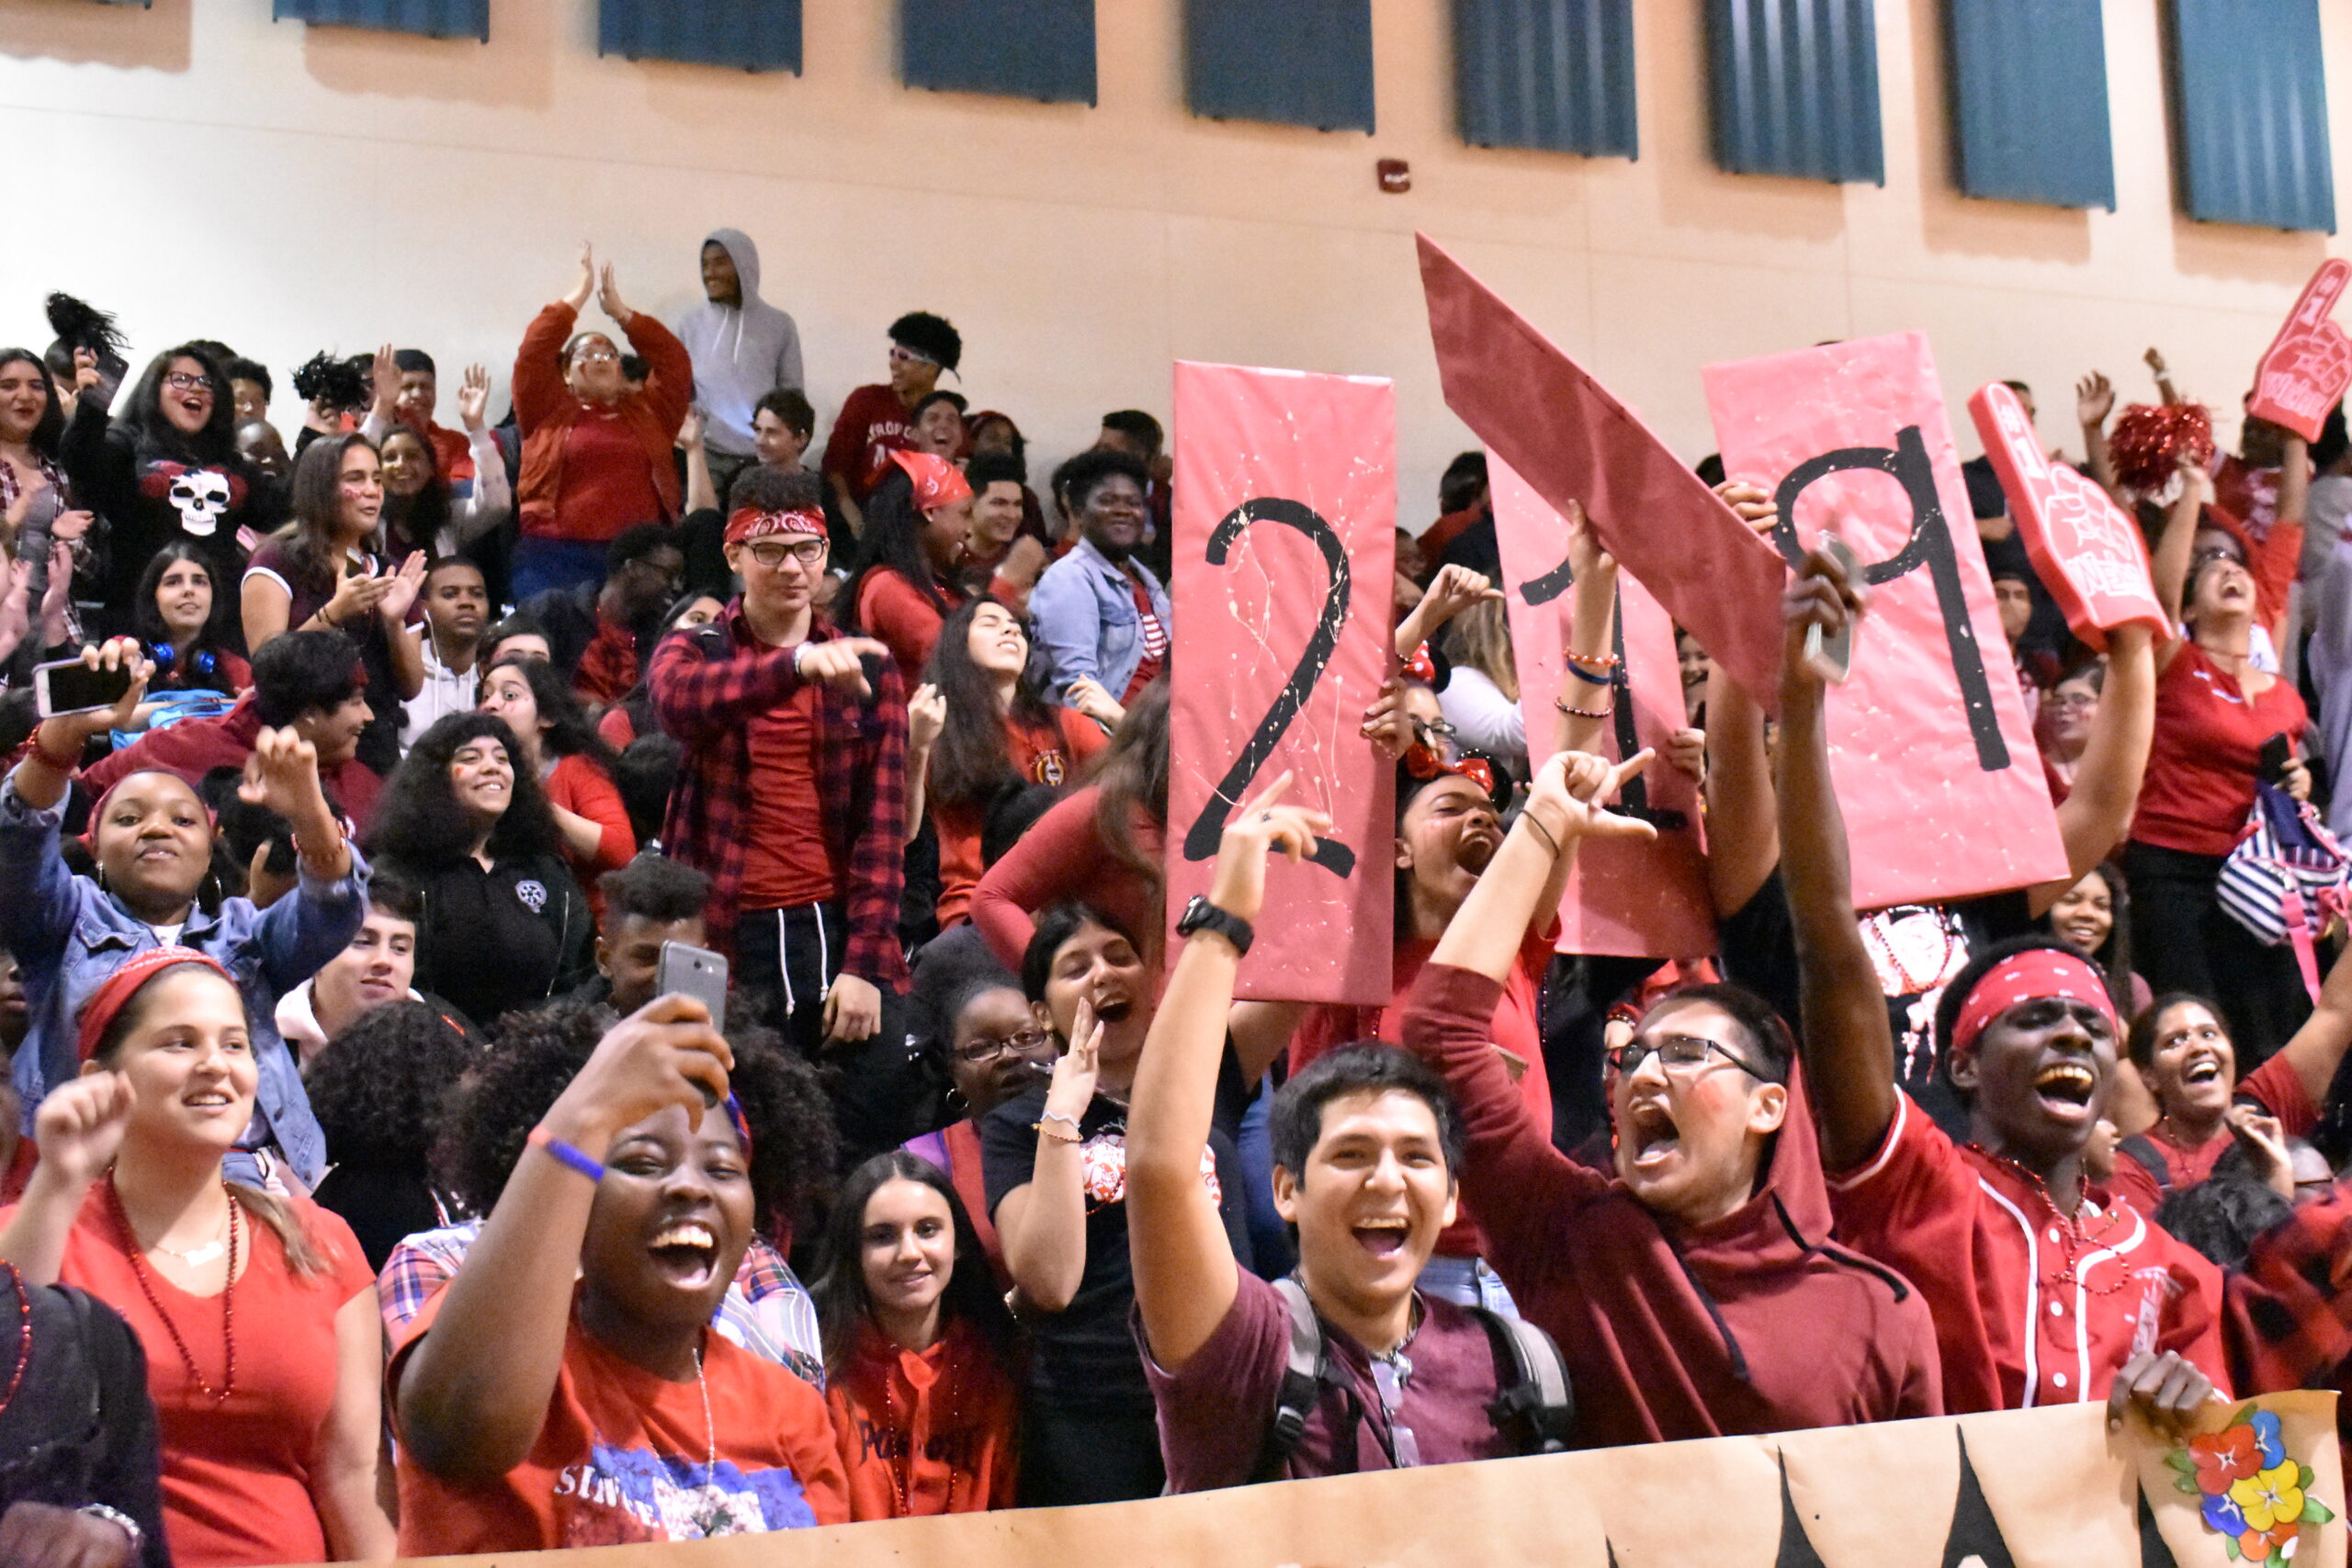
[887,448,974,513]
[724,506,828,547]
[1950,949,2117,1061]
[76,946,233,1065]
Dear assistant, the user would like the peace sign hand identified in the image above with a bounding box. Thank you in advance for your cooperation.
[1043,998,1102,1125]
[1206,771,1334,925]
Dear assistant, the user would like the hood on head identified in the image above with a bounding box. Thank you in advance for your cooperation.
[704,228,762,304]
[1665,1054,1838,1264]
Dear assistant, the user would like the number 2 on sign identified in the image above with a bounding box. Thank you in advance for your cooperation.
[1181,497,1357,877]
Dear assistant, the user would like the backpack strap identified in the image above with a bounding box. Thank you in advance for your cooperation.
[1473,1306,1577,1455]
[2117,1134,2175,1196]
[1255,1276,1327,1481]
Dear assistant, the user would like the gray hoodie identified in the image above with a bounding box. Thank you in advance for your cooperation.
[676,228,805,457]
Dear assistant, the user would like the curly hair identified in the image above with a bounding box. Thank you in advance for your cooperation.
[305,999,475,1168]
[364,711,560,873]
[434,1003,837,1237]
[922,596,1058,811]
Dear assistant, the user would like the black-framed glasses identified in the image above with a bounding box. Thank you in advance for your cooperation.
[1604,1032,1769,1081]
[954,1028,1053,1066]
[164,372,214,392]
[743,537,827,570]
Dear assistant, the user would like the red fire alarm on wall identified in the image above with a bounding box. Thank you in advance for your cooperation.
[1377,158,1411,194]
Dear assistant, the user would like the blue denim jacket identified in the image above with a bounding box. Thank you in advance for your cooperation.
[1029,536,1171,703]
[0,777,368,1184]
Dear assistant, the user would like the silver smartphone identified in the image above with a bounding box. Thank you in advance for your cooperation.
[656,942,729,1107]
[1803,536,1860,684]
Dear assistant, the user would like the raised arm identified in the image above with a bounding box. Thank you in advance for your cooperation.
[1773,546,1897,1173]
[1130,777,1329,1371]
[1699,482,1785,917]
[990,1003,1103,1314]
[394,998,729,1483]
[2030,621,2154,915]
[2078,372,2121,503]
[1391,564,1498,662]
[2272,937,2352,1110]
[2150,460,2211,664]
[680,409,718,515]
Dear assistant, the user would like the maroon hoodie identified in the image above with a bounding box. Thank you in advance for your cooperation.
[80,694,382,831]
[1401,963,1942,1446]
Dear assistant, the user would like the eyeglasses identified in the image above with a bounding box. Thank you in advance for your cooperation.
[1604,1032,1770,1081]
[954,1028,1053,1066]
[164,372,214,392]
[571,347,620,366]
[743,537,827,570]
[2045,692,2098,712]
[889,344,938,367]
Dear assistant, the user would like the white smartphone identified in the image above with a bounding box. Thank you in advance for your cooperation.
[32,657,133,718]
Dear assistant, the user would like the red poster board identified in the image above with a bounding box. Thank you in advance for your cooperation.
[1488,455,1714,959]
[1967,382,2168,651]
[2250,259,2352,444]
[1417,232,1788,711]
[1167,362,1396,1005]
[1702,333,2066,909]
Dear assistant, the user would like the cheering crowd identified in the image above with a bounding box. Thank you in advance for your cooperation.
[4,231,2352,1565]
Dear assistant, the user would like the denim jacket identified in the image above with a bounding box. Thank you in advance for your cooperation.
[0,777,368,1184]
[1028,536,1170,703]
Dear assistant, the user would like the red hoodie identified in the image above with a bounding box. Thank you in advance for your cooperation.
[79,693,383,831]
[1401,963,1943,1446]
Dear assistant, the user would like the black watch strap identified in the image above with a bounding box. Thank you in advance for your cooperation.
[1177,895,1254,957]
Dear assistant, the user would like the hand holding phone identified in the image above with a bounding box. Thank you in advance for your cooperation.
[1803,536,1861,684]
[655,942,729,1108]
[34,652,136,719]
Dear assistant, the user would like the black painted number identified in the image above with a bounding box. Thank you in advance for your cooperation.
[1181,497,1356,877]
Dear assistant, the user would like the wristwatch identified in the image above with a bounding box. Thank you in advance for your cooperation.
[1176,895,1254,956]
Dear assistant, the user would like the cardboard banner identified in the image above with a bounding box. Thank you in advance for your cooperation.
[2250,259,2352,443]
[1489,454,1714,959]
[1703,333,2067,909]
[1416,233,1789,711]
[1967,381,2169,651]
[370,1395,2343,1568]
[1166,361,1396,1005]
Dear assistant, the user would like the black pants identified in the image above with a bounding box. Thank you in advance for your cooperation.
[2121,840,2312,1066]
[734,902,927,1163]
[1015,1402,1164,1507]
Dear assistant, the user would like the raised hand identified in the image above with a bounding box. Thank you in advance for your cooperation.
[1357,676,1414,761]
[1044,998,1102,1123]
[2076,371,2115,429]
[2225,1104,2296,1199]
[1564,496,1615,583]
[597,262,630,325]
[907,682,947,752]
[564,243,596,311]
[676,407,705,450]
[456,364,491,433]
[35,638,152,757]
[542,994,733,1145]
[1712,479,1778,538]
[1418,563,1503,629]
[369,341,400,420]
[1665,726,1706,785]
[793,637,890,700]
[1525,748,1658,846]
[378,550,427,624]
[1205,772,1335,924]
[237,725,330,828]
[30,1071,133,1193]
[1781,539,1869,688]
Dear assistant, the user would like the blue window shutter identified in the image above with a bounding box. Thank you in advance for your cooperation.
[273,0,486,39]
[1944,0,2113,209]
[903,0,1096,106]
[2164,0,2334,233]
[599,0,802,73]
[1185,0,1374,134]
[1453,0,1636,159]
[1705,0,1883,185]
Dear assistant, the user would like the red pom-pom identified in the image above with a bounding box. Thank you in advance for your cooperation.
[2109,402,2215,497]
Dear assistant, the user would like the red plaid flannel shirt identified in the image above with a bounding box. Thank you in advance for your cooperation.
[650,604,910,990]
[2227,1180,2352,1453]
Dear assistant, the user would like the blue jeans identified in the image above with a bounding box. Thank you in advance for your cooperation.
[509,536,610,603]
[1417,1254,1519,1316]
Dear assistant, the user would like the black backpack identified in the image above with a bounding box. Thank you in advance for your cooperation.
[1257,1277,1575,1479]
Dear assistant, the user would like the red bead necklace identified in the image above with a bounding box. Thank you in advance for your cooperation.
[0,1263,30,1417]
[882,1349,956,1517]
[109,1173,240,1403]
[1964,1144,2134,1297]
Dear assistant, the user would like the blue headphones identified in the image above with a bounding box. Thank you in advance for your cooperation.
[148,641,220,684]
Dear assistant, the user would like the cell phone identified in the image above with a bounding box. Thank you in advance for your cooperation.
[2259,733,2295,787]
[656,942,729,1106]
[1803,536,1861,684]
[32,657,133,718]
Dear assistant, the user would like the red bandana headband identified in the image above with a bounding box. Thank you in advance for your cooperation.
[1949,949,2117,1062]
[76,946,234,1065]
[724,506,828,547]
[887,448,974,513]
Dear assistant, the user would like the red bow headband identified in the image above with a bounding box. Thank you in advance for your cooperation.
[1403,745,1498,799]
[77,946,234,1065]
[724,506,828,547]
[887,449,974,513]
[1949,949,2117,1062]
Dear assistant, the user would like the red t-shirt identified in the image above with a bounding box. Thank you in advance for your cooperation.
[574,613,640,707]
[392,1291,848,1553]
[821,384,914,505]
[933,708,1108,929]
[1826,1089,2231,1415]
[740,678,842,910]
[1121,570,1168,703]
[2130,643,2309,858]
[25,1189,374,1568]
[824,1317,1020,1519]
[2109,1051,2319,1219]
[856,569,965,691]
[1290,928,1557,1260]
[540,409,666,543]
[546,750,637,889]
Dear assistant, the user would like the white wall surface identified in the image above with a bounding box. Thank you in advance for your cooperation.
[0,0,2345,522]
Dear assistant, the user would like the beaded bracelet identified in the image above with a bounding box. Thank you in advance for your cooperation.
[1564,651,1621,686]
[1555,694,1614,719]
[1034,1111,1083,1145]
[527,1125,605,1183]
